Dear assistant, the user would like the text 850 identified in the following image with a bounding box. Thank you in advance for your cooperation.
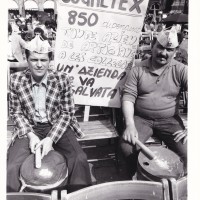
[68,10,98,27]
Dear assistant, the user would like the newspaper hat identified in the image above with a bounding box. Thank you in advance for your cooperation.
[157,26,179,48]
[26,35,53,53]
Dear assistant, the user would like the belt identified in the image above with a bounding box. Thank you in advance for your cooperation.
[34,121,50,126]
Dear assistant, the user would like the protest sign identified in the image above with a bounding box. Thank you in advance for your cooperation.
[54,0,149,107]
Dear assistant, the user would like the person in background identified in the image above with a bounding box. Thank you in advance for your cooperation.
[143,18,152,33]
[11,19,22,34]
[16,14,25,24]
[176,24,188,65]
[8,23,27,65]
[9,12,15,20]
[43,20,56,45]
[25,20,35,41]
[180,24,188,42]
[156,24,164,32]
[32,14,40,29]
[7,36,92,193]
[33,27,48,41]
[25,11,31,20]
[121,27,187,178]
[19,24,28,40]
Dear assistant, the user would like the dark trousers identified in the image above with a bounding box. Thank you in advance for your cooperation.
[7,123,92,192]
[120,115,187,177]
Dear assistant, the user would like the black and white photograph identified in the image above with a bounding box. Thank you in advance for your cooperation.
[1,0,199,199]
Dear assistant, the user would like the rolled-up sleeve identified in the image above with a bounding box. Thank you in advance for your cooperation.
[122,67,140,103]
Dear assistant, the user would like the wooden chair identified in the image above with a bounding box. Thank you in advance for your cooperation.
[7,190,58,200]
[7,105,119,164]
[60,179,170,200]
[75,105,119,164]
[168,176,187,200]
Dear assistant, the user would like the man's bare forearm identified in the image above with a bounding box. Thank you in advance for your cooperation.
[122,100,135,127]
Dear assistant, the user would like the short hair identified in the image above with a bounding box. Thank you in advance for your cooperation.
[45,20,51,27]
[182,24,188,31]
[32,14,38,19]
[25,49,52,60]
[19,24,28,32]
[34,27,44,35]
[26,20,32,25]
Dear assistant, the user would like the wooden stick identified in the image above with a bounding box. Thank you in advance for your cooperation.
[35,147,42,168]
[135,138,157,160]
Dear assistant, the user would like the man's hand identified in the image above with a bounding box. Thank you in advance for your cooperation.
[35,137,53,159]
[123,124,138,145]
[27,132,40,154]
[173,129,187,144]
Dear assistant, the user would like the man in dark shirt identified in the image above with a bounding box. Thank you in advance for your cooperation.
[121,27,187,177]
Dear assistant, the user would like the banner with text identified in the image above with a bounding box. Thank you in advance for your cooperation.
[55,0,149,107]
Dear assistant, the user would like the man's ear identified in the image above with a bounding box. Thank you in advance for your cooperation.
[173,48,178,57]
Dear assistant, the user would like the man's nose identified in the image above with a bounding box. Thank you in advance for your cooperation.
[161,49,167,55]
[37,60,42,68]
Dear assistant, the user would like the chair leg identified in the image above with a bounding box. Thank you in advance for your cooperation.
[61,190,68,200]
[51,190,58,200]
[114,137,119,170]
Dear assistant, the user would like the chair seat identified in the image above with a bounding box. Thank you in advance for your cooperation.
[78,120,118,141]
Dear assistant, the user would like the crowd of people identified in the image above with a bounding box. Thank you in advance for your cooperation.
[7,10,188,195]
[8,11,188,68]
[8,11,56,70]
[139,14,188,65]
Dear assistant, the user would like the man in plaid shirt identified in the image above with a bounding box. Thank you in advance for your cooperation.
[7,36,92,192]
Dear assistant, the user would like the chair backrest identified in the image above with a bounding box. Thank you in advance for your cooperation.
[169,177,187,200]
[75,105,114,123]
[7,190,58,200]
[61,180,170,200]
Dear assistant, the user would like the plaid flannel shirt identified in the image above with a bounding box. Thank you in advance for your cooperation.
[9,69,85,143]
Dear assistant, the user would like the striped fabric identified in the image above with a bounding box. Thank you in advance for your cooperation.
[9,69,85,143]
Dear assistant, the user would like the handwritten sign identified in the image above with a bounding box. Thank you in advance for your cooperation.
[55,0,149,107]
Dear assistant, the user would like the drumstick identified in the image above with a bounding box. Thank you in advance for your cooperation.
[35,147,42,168]
[135,138,157,160]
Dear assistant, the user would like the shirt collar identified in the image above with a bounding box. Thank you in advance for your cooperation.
[31,72,48,87]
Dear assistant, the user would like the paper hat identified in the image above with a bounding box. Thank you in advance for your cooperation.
[26,35,53,53]
[157,26,179,48]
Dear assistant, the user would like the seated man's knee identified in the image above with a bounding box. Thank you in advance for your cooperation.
[7,162,15,173]
[73,152,88,165]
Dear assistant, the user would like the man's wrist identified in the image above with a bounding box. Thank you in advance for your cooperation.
[46,136,54,144]
[27,132,35,139]
[125,121,135,127]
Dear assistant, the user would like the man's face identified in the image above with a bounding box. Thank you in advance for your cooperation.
[16,21,22,27]
[27,52,50,82]
[27,22,32,28]
[151,41,176,66]
[182,29,188,39]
